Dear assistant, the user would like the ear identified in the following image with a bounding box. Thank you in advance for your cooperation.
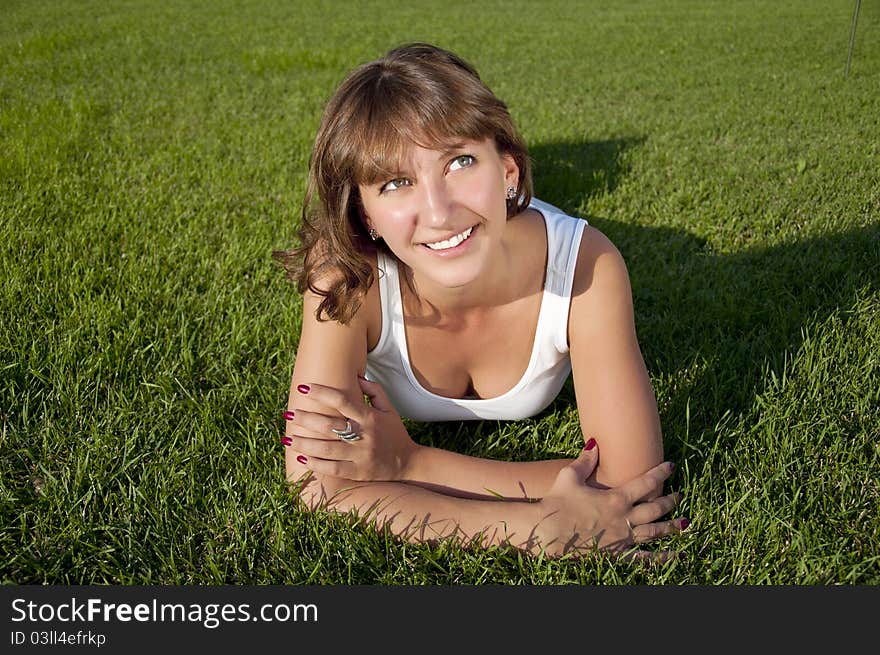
[501,152,520,190]
[354,190,373,231]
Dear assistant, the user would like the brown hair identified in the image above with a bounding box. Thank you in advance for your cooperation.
[273,42,533,324]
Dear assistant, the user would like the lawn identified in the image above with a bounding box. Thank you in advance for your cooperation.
[1,0,878,584]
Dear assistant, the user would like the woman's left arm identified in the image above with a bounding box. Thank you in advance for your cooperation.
[567,226,664,494]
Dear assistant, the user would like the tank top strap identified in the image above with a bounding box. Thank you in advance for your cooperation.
[535,203,587,354]
[372,250,400,359]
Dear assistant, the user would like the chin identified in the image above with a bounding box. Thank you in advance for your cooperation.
[422,262,485,289]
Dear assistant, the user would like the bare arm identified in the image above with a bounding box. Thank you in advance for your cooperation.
[285,241,660,508]
[284,257,682,556]
[568,226,664,493]
[294,468,548,552]
[285,260,568,501]
[292,444,681,560]
[399,448,570,500]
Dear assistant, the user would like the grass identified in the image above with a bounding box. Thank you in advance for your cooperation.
[1,0,878,584]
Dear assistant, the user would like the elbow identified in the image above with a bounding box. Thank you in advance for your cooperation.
[284,451,335,509]
[284,454,368,513]
[285,467,348,512]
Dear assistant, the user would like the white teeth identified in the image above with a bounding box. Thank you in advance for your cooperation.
[425,227,473,250]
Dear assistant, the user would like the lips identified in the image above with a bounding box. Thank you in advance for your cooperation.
[422,226,475,251]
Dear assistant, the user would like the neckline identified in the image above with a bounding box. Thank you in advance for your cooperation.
[392,205,551,403]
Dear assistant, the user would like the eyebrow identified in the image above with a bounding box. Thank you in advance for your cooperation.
[366,141,474,186]
[436,142,468,158]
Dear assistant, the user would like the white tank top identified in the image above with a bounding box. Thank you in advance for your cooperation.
[365,198,587,421]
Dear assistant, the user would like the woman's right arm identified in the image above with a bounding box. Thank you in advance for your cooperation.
[283,280,372,502]
[294,443,680,560]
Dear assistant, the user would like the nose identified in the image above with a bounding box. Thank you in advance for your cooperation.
[420,176,454,228]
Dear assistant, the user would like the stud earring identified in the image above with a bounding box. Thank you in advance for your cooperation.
[368,228,379,241]
[506,186,517,200]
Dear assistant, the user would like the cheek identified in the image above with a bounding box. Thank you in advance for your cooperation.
[457,169,506,216]
[384,207,417,233]
[366,203,417,243]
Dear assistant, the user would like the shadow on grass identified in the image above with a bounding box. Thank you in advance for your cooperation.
[602,217,879,443]
[549,139,880,457]
[416,137,880,460]
[531,137,645,206]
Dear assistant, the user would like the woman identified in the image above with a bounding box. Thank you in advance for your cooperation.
[274,43,688,560]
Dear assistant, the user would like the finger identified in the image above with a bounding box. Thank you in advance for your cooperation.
[620,461,675,504]
[296,382,367,422]
[285,435,350,462]
[286,415,347,441]
[564,439,599,482]
[288,424,344,441]
[627,492,683,525]
[292,453,354,480]
[357,374,394,412]
[290,408,361,440]
[631,517,690,544]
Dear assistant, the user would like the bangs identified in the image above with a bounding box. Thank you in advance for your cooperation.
[347,75,496,186]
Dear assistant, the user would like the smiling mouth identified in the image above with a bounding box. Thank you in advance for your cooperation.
[422,226,474,251]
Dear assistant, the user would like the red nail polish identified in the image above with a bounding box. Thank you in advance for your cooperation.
[283,410,295,420]
[281,437,292,446]
[297,384,310,394]
[584,438,597,451]
[296,455,308,465]
[679,518,690,530]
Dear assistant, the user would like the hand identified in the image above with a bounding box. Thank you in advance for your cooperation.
[532,443,687,562]
[283,375,418,482]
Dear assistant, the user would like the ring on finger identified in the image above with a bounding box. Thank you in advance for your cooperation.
[331,419,361,442]
[624,518,636,541]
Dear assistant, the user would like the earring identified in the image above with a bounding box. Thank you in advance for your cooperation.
[506,186,517,200]
[368,228,379,241]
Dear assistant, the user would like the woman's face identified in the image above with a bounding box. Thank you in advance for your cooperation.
[358,138,519,291]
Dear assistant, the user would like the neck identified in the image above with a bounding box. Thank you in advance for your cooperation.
[403,243,516,319]
[402,210,545,319]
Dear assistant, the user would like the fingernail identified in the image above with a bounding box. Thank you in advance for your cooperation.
[297,384,310,394]
[281,437,292,446]
[669,462,676,472]
[584,438,597,451]
[679,518,690,530]
[296,455,308,465]
[282,410,295,420]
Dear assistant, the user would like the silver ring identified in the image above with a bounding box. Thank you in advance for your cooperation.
[331,419,361,442]
[624,518,635,540]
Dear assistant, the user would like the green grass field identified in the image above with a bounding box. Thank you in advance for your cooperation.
[2,0,878,584]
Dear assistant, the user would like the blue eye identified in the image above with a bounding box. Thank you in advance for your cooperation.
[449,155,475,171]
[380,178,412,193]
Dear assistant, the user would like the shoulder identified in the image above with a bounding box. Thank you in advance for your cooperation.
[568,226,634,342]
[572,226,630,298]
[523,199,627,298]
[302,241,379,334]
[294,250,382,393]
[307,246,381,308]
